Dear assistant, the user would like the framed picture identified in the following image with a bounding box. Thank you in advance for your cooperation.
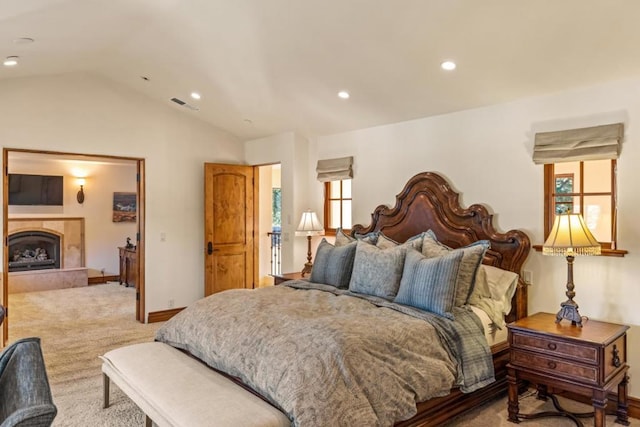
[113,192,137,223]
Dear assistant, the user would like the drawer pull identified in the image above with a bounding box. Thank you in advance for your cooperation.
[547,343,557,351]
[612,344,621,368]
[547,361,557,369]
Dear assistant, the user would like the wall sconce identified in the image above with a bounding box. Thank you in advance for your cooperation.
[76,178,86,204]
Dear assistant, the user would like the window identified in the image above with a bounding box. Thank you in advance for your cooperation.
[553,173,575,214]
[324,179,352,234]
[544,159,623,253]
[272,188,281,230]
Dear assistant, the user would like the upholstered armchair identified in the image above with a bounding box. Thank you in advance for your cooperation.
[0,337,57,427]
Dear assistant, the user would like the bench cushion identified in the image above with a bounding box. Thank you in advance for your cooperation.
[101,342,290,427]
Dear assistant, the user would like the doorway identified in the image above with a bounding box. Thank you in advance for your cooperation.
[2,148,146,344]
[258,163,282,285]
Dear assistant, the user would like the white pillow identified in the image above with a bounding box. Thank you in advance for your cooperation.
[484,264,519,314]
[468,265,519,329]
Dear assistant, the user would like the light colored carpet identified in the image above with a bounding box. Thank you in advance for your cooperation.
[8,283,638,426]
[9,283,161,427]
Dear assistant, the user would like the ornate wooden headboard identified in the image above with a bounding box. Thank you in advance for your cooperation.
[351,172,531,322]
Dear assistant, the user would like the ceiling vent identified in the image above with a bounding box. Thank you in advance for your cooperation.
[170,97,200,111]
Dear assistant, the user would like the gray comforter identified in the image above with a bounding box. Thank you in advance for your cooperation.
[155,281,494,427]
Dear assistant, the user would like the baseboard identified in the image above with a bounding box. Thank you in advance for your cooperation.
[631,397,640,419]
[147,307,185,323]
[88,275,119,285]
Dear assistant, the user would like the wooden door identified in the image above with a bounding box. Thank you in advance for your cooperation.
[204,163,257,296]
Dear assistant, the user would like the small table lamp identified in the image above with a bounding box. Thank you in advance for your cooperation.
[543,213,601,327]
[295,210,325,277]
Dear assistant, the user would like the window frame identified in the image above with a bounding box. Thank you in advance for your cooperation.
[542,159,626,256]
[323,179,352,235]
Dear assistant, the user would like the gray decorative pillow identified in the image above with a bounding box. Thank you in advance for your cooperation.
[348,241,407,298]
[335,228,355,246]
[375,232,399,249]
[422,230,489,307]
[310,239,357,288]
[335,228,378,247]
[394,249,463,319]
[376,231,425,251]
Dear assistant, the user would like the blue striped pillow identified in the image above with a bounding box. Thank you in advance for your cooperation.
[394,248,463,319]
[422,230,489,307]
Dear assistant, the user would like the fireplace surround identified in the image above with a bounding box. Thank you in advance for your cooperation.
[8,218,87,293]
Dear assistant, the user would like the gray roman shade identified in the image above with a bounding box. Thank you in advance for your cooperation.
[316,156,353,182]
[533,123,623,164]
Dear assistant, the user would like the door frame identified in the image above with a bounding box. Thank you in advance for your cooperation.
[2,148,146,344]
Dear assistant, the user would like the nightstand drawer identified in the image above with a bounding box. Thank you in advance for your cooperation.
[511,333,597,365]
[511,349,598,385]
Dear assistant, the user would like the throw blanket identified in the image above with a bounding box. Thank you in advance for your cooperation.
[156,282,494,427]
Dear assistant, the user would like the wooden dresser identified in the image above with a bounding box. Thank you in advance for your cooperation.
[507,312,629,426]
[118,246,137,288]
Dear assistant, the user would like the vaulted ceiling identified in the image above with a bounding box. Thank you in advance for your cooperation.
[2,0,639,140]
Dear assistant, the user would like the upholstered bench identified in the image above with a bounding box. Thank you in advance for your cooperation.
[100,342,290,427]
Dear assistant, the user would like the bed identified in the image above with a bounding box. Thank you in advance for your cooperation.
[156,171,531,426]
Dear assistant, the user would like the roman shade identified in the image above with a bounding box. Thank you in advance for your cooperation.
[533,123,623,164]
[316,156,353,182]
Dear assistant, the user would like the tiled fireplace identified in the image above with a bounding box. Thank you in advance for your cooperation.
[8,218,87,293]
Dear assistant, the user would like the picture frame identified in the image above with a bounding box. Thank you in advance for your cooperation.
[113,192,136,223]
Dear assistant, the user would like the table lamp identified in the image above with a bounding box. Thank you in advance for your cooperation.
[295,210,325,277]
[543,212,601,327]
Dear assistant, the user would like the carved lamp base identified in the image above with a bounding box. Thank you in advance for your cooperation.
[556,301,583,327]
[300,262,313,277]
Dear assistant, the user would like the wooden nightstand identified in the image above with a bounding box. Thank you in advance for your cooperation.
[271,272,305,285]
[507,312,629,426]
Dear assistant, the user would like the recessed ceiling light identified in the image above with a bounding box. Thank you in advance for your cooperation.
[13,37,34,45]
[338,91,350,99]
[3,56,19,67]
[190,92,201,100]
[441,61,456,71]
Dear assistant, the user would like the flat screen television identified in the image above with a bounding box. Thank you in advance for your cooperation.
[8,174,64,206]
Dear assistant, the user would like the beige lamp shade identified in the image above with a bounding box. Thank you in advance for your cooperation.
[543,213,601,256]
[295,210,325,236]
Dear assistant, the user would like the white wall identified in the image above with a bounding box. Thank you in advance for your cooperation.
[8,156,137,274]
[301,78,640,397]
[0,72,244,320]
